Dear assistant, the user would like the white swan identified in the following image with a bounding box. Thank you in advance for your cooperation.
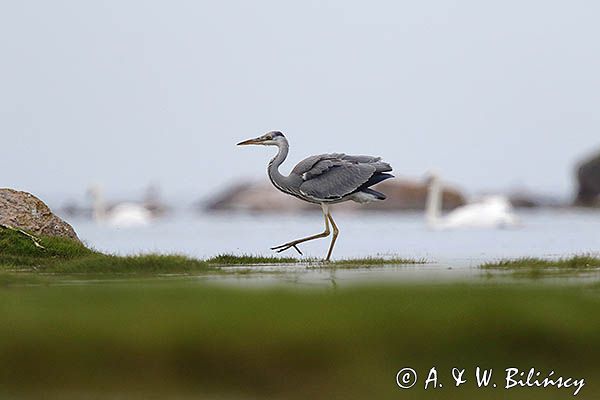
[425,173,519,230]
[88,186,153,228]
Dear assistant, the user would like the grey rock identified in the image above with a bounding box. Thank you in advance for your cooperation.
[0,188,80,241]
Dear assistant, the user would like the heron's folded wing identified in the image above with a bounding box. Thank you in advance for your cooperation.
[299,159,376,200]
[291,153,346,177]
[341,155,380,163]
[341,155,392,173]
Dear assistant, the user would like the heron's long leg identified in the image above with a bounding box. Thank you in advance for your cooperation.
[325,212,339,261]
[271,205,331,255]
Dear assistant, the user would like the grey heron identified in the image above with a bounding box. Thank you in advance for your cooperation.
[237,131,393,261]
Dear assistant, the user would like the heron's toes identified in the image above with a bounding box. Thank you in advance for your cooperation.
[271,242,296,251]
[271,243,303,255]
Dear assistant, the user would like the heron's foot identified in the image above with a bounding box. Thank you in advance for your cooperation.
[270,242,303,255]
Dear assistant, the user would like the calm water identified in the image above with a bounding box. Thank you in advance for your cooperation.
[70,209,600,263]
[61,209,600,287]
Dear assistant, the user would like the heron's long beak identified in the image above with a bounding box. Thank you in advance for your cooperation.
[237,137,264,146]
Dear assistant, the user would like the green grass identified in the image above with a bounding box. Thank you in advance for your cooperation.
[0,226,213,274]
[206,253,300,265]
[328,256,427,267]
[481,255,600,270]
[207,254,426,268]
[480,255,600,279]
[0,225,95,260]
[46,254,211,274]
[0,282,599,399]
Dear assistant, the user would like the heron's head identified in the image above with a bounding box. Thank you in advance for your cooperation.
[237,131,285,146]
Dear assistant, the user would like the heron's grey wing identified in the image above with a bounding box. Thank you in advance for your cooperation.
[341,155,392,173]
[340,155,379,163]
[298,159,376,200]
[291,153,346,177]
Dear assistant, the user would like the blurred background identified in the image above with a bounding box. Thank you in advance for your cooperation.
[1,0,600,261]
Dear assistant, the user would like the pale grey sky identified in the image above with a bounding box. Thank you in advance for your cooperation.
[1,0,599,205]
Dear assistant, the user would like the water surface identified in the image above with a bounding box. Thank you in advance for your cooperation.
[68,209,600,286]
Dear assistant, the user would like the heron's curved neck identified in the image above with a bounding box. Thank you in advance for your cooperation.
[268,139,290,189]
[426,178,442,225]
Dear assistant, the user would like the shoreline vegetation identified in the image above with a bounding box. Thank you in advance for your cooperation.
[481,255,600,269]
[0,226,424,274]
[480,255,600,278]
[2,225,599,276]
[4,224,600,275]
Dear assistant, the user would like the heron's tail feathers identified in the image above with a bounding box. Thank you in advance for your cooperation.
[350,188,387,203]
[350,172,393,203]
[362,188,386,200]
[364,173,394,188]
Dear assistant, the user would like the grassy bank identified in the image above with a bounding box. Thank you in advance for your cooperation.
[0,226,213,274]
[0,227,423,273]
[481,255,600,270]
[0,283,599,399]
[481,255,600,278]
[320,256,426,267]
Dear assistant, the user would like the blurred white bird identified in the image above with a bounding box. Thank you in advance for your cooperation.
[425,173,519,230]
[88,185,153,228]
